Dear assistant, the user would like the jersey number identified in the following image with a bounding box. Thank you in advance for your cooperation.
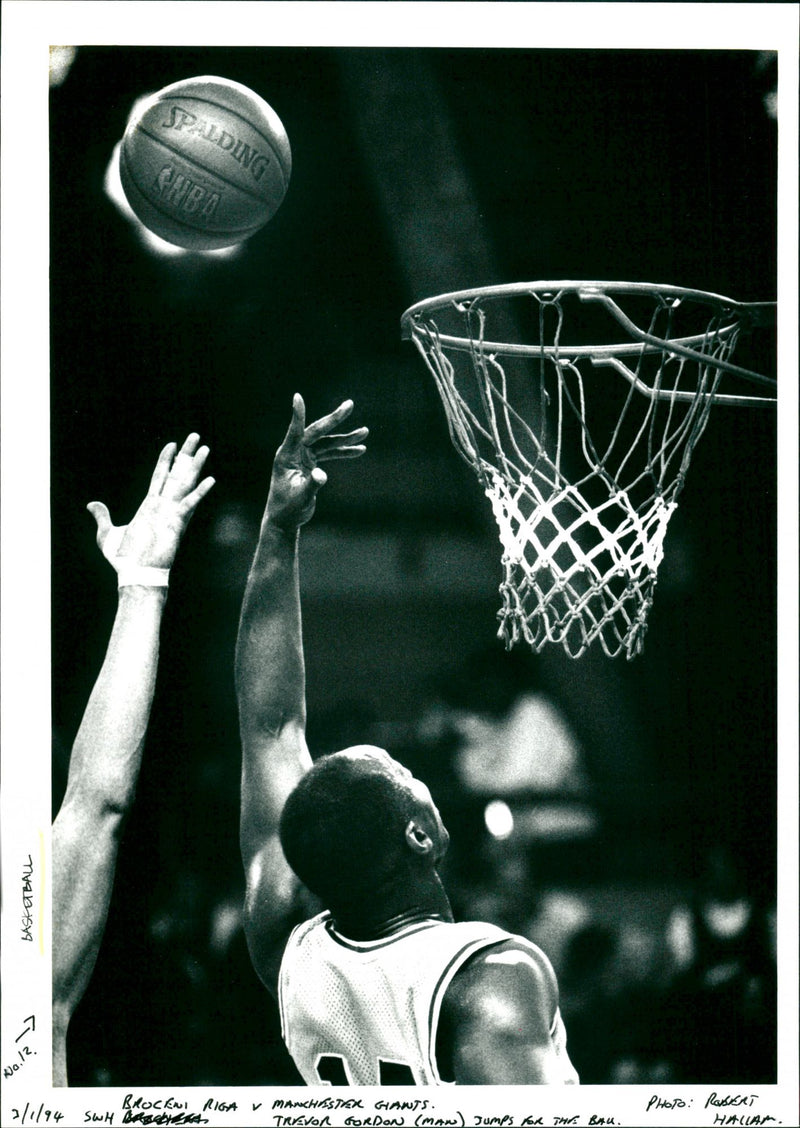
[316,1053,416,1085]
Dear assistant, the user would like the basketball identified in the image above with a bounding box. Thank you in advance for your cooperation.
[119,75,292,250]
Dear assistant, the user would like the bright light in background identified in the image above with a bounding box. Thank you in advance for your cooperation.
[49,46,77,87]
[484,799,514,841]
[104,139,242,262]
[755,51,778,121]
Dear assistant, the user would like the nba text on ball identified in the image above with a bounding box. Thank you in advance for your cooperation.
[161,105,272,182]
[154,168,221,219]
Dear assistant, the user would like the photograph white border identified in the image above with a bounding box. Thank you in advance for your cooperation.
[2,4,797,1126]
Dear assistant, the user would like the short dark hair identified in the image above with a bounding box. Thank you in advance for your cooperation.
[279,749,415,912]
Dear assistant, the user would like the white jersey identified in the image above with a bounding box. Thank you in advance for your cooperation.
[278,911,577,1085]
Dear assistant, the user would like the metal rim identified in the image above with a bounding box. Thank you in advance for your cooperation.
[400,280,774,337]
[400,281,776,403]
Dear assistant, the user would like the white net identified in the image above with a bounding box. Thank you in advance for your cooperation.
[402,283,775,658]
[486,470,677,658]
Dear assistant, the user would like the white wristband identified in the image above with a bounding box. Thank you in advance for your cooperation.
[117,565,170,588]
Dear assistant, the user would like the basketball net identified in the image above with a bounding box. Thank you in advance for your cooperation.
[402,283,776,659]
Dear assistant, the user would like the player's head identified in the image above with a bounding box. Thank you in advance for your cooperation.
[279,746,449,916]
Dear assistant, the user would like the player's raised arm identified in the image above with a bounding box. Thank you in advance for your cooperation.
[235,394,367,995]
[51,436,214,1087]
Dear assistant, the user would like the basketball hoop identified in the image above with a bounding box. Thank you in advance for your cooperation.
[401,282,776,659]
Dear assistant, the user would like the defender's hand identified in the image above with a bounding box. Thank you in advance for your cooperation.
[88,434,215,570]
[266,395,367,530]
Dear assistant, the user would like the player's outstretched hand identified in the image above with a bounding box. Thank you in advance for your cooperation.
[267,394,367,530]
[88,434,216,571]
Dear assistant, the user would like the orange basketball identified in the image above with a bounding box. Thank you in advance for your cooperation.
[119,75,292,250]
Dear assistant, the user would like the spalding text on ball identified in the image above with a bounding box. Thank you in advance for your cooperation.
[119,75,292,251]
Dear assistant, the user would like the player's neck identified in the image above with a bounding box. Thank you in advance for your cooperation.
[333,874,453,941]
[340,908,449,942]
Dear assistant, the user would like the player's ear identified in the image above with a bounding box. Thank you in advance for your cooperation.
[404,819,434,856]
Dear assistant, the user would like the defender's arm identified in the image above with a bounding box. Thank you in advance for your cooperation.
[52,436,214,1085]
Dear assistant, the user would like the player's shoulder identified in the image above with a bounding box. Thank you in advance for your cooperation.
[435,930,561,1080]
[284,908,331,948]
[449,920,556,971]
[444,931,559,1023]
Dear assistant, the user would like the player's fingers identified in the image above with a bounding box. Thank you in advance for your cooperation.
[277,394,307,456]
[319,426,369,443]
[316,445,368,461]
[177,433,201,458]
[183,443,210,483]
[87,500,112,540]
[169,434,203,481]
[312,427,368,454]
[303,399,355,443]
[180,475,216,514]
[148,442,178,495]
[164,437,210,500]
[87,501,126,562]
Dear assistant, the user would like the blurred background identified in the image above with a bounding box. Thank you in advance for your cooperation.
[49,46,778,1085]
